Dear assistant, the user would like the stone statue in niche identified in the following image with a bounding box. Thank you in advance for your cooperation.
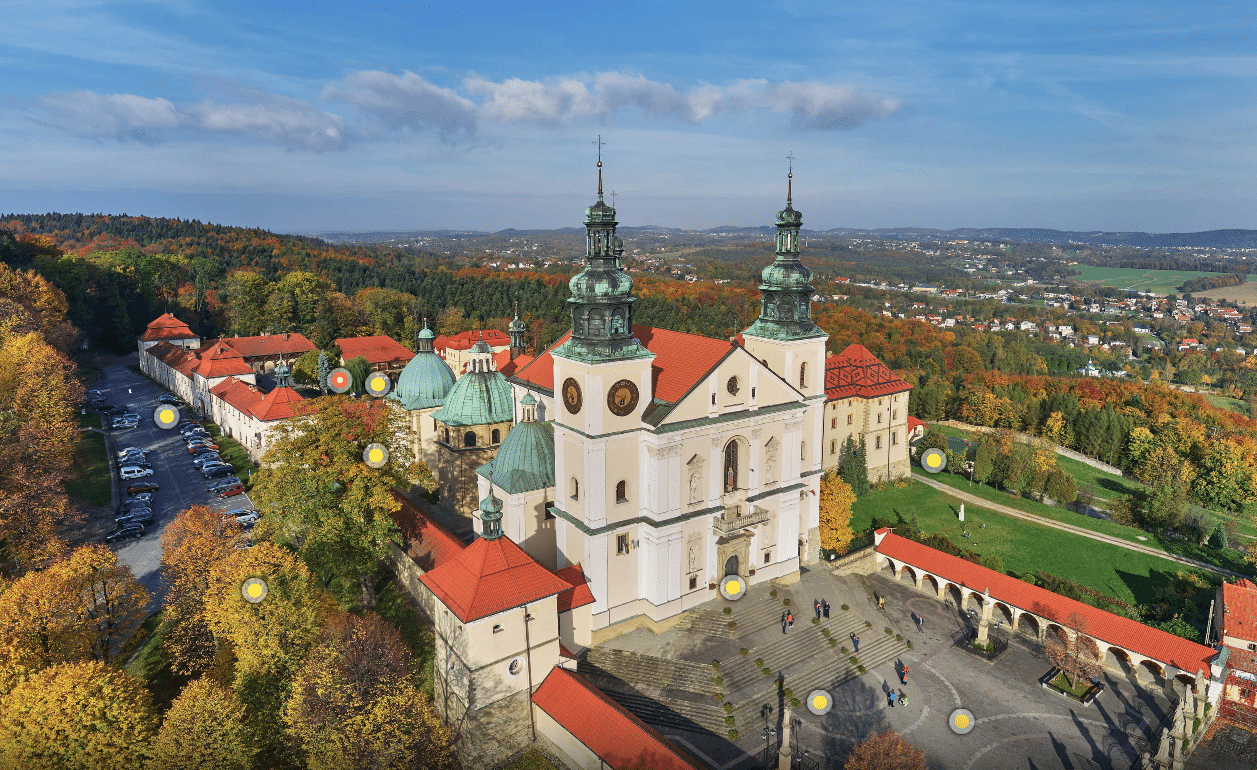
[610,310,626,335]
[687,543,697,572]
[764,438,778,483]
[798,297,809,319]
[589,310,605,336]
[689,472,700,503]
[764,296,777,319]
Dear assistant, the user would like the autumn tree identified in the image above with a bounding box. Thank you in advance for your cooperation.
[0,660,158,770]
[160,505,243,675]
[0,261,78,354]
[1045,615,1103,689]
[285,611,458,770]
[844,730,928,770]
[250,397,429,609]
[152,678,256,770]
[61,544,151,664]
[819,473,857,555]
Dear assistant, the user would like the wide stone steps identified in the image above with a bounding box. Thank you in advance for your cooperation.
[598,689,729,735]
[673,608,740,639]
[718,613,871,691]
[583,647,717,695]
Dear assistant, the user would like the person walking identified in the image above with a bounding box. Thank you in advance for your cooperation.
[900,665,909,685]
[853,634,860,652]
[787,611,794,629]
[878,596,884,610]
[822,600,830,618]
[815,600,821,620]
[887,690,895,708]
[781,612,787,635]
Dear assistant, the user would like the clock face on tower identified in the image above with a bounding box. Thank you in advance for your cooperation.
[562,377,583,414]
[607,379,639,416]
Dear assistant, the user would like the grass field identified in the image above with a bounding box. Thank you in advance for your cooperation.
[77,410,101,429]
[1053,455,1143,501]
[1070,265,1252,295]
[851,480,1231,609]
[1203,393,1249,416]
[1198,281,1257,306]
[125,611,193,713]
[203,422,255,482]
[500,750,561,770]
[64,430,111,506]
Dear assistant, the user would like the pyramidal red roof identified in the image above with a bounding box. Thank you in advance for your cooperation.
[512,325,732,403]
[419,534,571,623]
[434,329,511,351]
[221,332,315,358]
[146,341,200,378]
[555,563,595,614]
[875,531,1216,675]
[252,386,303,421]
[210,376,266,414]
[825,343,911,400]
[389,491,466,572]
[531,668,707,770]
[1222,579,1257,642]
[140,313,196,341]
[335,335,415,365]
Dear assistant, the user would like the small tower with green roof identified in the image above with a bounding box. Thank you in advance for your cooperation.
[390,319,457,475]
[508,300,527,360]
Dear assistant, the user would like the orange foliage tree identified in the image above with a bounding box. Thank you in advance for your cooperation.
[844,730,928,770]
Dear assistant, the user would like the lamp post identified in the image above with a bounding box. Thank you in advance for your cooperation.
[761,703,776,766]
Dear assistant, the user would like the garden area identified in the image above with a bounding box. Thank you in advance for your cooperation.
[63,429,110,507]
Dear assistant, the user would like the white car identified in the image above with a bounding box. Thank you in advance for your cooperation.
[119,466,154,480]
[117,447,149,458]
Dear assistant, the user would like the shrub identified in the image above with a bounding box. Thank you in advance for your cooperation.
[714,677,724,686]
[727,621,737,629]
[783,688,793,697]
[723,607,732,615]
[724,702,733,713]
[725,716,736,726]
[896,634,903,641]
[841,604,850,611]
[740,648,749,656]
[849,657,859,665]
[906,640,914,650]
[783,599,791,606]
[712,661,720,670]
[790,698,801,708]
[714,693,723,701]
[884,627,893,635]
[755,658,765,667]
[828,638,838,646]
[840,646,849,654]
[821,628,831,637]
[728,729,738,740]
[811,617,820,625]
[857,665,866,673]
[770,590,778,598]
[762,668,773,676]
[865,621,872,628]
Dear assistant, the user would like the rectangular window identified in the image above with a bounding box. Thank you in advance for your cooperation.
[847,414,853,425]
[617,534,629,555]
[751,387,756,398]
[893,409,898,420]
[689,575,698,590]
[764,551,771,564]
[711,393,716,405]
[875,436,882,450]
[892,432,898,445]
[831,417,837,428]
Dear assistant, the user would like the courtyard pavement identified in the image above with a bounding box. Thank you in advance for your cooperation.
[589,564,1178,770]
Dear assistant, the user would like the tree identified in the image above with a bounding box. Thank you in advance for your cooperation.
[971,434,996,487]
[0,262,78,354]
[1044,468,1077,504]
[249,397,428,609]
[1045,615,1103,689]
[291,349,321,386]
[844,730,928,770]
[285,611,458,770]
[317,350,332,395]
[819,473,857,555]
[152,678,256,770]
[224,270,269,337]
[0,660,158,769]
[61,544,151,664]
[0,563,84,692]
[344,355,371,395]
[841,436,870,496]
[160,505,243,675]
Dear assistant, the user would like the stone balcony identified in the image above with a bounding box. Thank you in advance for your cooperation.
[712,504,771,535]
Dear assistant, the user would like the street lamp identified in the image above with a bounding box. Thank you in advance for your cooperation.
[762,726,777,763]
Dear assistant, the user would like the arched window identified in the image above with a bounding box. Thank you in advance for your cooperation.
[443,428,450,443]
[724,441,738,493]
[571,478,579,500]
[830,439,837,455]
[491,428,501,444]
[799,362,807,387]
[463,431,477,448]
[616,480,628,504]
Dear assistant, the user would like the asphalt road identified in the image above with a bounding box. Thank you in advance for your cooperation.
[93,357,254,607]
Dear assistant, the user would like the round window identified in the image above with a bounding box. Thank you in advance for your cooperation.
[727,376,740,396]
[508,657,524,677]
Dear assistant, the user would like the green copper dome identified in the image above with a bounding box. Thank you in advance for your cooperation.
[430,357,514,427]
[391,321,455,410]
[742,173,824,342]
[477,395,555,494]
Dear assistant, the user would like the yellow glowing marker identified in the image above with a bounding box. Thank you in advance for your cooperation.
[241,577,268,603]
[807,689,833,715]
[369,447,384,463]
[812,695,826,709]
[363,443,389,468]
[152,404,180,429]
[950,708,975,734]
[921,448,947,473]
[728,580,741,595]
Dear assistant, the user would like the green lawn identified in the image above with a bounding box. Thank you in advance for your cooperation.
[1071,265,1247,295]
[77,410,101,429]
[63,430,111,506]
[1052,455,1142,501]
[500,749,561,770]
[1204,393,1249,416]
[203,422,255,481]
[852,479,1236,609]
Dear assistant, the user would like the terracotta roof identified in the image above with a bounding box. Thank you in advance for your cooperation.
[512,325,732,403]
[252,386,303,421]
[335,335,415,365]
[218,332,315,359]
[434,329,511,352]
[145,341,200,379]
[559,643,579,660]
[555,564,596,613]
[139,313,197,342]
[1224,645,1257,676]
[907,415,925,432]
[825,344,912,400]
[875,530,1216,675]
[209,377,266,416]
[495,350,534,378]
[1222,579,1257,643]
[419,534,571,623]
[195,342,254,379]
[388,492,466,572]
[531,668,707,770]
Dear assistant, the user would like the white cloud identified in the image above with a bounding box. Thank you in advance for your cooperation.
[322,70,478,141]
[36,91,185,142]
[187,95,348,152]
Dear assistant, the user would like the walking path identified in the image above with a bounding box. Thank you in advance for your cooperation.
[912,472,1249,580]
[934,419,1125,476]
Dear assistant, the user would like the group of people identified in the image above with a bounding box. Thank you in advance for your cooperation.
[814,599,830,619]
[887,664,910,708]
[780,611,794,633]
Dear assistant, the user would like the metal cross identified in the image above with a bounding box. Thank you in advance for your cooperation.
[611,190,617,206]
[593,135,606,164]
[787,151,795,175]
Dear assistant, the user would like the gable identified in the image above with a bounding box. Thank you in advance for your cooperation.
[655,345,803,428]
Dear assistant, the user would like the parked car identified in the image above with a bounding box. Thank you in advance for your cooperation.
[118,412,141,421]
[203,467,235,480]
[120,460,153,470]
[158,394,181,405]
[208,476,243,491]
[126,482,160,495]
[190,446,219,457]
[111,421,138,431]
[223,508,257,518]
[86,389,103,398]
[116,447,150,459]
[100,405,124,415]
[119,466,154,480]
[229,510,259,523]
[115,510,154,526]
[105,523,145,543]
[218,483,246,498]
[192,457,223,470]
[126,492,153,504]
[116,499,151,513]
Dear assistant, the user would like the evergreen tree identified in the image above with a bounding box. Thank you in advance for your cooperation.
[853,436,870,496]
[316,351,331,396]
[972,434,997,487]
[344,356,371,395]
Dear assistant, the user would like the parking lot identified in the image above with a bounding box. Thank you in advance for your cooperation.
[89,354,255,605]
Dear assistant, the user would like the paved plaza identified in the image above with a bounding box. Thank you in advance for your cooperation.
[581,564,1178,770]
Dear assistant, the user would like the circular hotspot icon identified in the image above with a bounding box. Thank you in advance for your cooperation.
[807,689,833,716]
[363,443,389,469]
[327,368,353,394]
[241,577,268,604]
[364,372,392,397]
[718,574,746,601]
[921,448,947,473]
[152,405,180,429]
[949,708,975,735]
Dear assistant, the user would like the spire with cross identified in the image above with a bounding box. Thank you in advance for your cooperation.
[592,134,606,198]
[786,151,795,203]
[610,190,616,207]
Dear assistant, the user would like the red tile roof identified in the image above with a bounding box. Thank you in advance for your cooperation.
[1222,579,1257,643]
[252,386,303,421]
[531,668,707,770]
[218,332,315,359]
[512,325,732,403]
[875,530,1216,675]
[139,313,197,341]
[335,335,415,366]
[555,564,596,614]
[825,344,911,400]
[145,341,201,379]
[195,342,254,379]
[434,329,511,352]
[907,415,925,432]
[389,491,466,572]
[495,350,534,378]
[419,533,571,623]
[210,377,266,416]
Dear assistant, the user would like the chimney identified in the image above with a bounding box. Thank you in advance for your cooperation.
[283,332,290,341]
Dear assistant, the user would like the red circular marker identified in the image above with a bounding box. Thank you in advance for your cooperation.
[327,367,353,394]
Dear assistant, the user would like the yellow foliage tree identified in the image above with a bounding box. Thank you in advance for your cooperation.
[819,473,857,555]
[160,505,243,675]
[0,660,157,770]
[152,678,255,770]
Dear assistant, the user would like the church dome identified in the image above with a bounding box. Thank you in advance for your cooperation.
[390,350,456,411]
[569,267,633,300]
[471,340,493,354]
[761,259,813,289]
[430,364,514,427]
[477,395,555,494]
[776,202,803,226]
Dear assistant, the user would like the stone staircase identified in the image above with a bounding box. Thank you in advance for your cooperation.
[594,689,729,735]
[583,647,716,693]
[579,648,728,733]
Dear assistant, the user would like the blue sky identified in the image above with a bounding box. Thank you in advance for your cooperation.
[1,0,1254,234]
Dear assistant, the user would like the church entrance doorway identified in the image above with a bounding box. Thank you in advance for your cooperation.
[715,532,751,580]
[724,555,739,577]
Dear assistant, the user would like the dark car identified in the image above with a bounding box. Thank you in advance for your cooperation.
[105,523,145,543]
[203,467,235,480]
[116,500,151,514]
[190,446,219,457]
[115,509,154,526]
[126,482,160,495]
[208,477,243,492]
[100,405,124,415]
[193,457,223,469]
[158,394,181,405]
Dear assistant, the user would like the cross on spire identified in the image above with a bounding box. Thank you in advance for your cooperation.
[593,134,606,197]
[610,190,616,207]
[786,151,795,203]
